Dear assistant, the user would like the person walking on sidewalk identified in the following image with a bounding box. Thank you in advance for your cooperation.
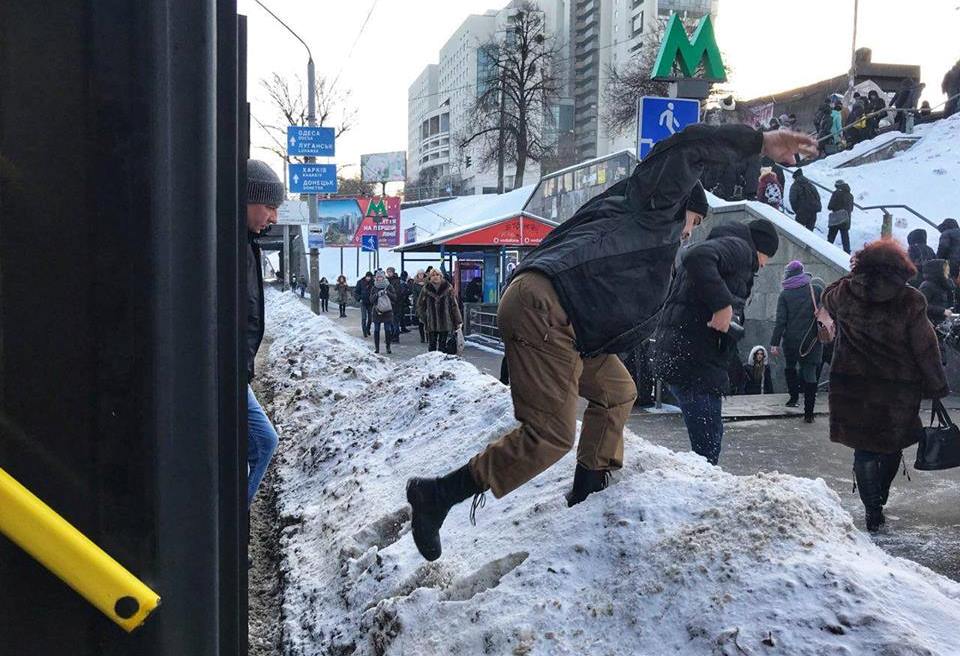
[822,239,948,532]
[741,346,774,395]
[770,261,824,423]
[416,268,462,353]
[919,258,956,365]
[827,180,854,254]
[653,220,780,465]
[334,275,350,318]
[370,269,395,355]
[354,271,374,338]
[405,124,815,562]
[907,228,936,288]
[410,270,427,343]
[244,160,284,505]
[386,267,403,345]
[936,218,960,280]
[318,277,330,313]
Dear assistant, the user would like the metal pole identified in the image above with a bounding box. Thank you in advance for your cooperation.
[283,225,291,290]
[307,57,321,314]
[340,247,344,275]
[356,247,360,277]
[847,0,859,94]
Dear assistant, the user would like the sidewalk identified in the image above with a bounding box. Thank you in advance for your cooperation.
[294,292,960,582]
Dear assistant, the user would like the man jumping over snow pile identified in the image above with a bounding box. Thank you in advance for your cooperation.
[406,123,817,562]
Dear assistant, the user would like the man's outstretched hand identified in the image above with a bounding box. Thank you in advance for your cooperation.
[761,129,818,165]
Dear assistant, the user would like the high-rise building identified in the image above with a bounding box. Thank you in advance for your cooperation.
[407,0,718,197]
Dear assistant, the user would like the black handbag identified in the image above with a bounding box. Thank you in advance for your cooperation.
[444,332,458,355]
[914,399,960,470]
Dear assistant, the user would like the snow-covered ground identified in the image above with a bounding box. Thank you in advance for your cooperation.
[259,289,960,656]
[784,114,960,253]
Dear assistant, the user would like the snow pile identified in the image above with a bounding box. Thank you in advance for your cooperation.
[260,289,960,655]
[786,114,960,252]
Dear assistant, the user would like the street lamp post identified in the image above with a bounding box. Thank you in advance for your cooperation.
[253,0,321,314]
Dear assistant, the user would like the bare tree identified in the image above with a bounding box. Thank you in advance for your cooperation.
[254,72,357,165]
[461,2,563,189]
[602,17,728,138]
[336,176,375,197]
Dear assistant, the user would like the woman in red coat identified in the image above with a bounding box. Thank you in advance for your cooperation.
[822,239,949,532]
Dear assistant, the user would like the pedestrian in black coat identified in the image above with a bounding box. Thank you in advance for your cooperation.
[907,228,936,287]
[318,277,329,312]
[770,260,824,421]
[936,218,960,279]
[354,271,375,338]
[920,259,956,325]
[788,169,821,231]
[653,219,780,465]
[742,346,774,395]
[827,180,854,253]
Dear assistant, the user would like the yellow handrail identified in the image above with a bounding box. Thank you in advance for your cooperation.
[0,466,160,631]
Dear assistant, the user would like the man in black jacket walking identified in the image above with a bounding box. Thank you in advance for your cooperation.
[652,220,779,464]
[354,271,374,338]
[246,159,284,505]
[788,169,822,231]
[405,124,815,562]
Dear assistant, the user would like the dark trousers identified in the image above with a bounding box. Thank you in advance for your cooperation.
[669,385,724,465]
[827,225,851,253]
[428,330,449,353]
[418,323,426,342]
[338,303,347,317]
[796,212,817,231]
[361,304,371,336]
[320,298,329,312]
[373,320,393,351]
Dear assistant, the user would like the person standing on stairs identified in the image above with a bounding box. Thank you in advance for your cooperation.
[770,261,824,423]
[403,124,817,562]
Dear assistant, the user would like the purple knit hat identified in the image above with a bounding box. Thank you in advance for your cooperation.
[783,260,804,279]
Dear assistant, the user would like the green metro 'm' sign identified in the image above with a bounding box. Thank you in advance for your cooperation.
[651,14,726,82]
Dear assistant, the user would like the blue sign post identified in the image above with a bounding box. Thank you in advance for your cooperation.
[287,126,336,157]
[636,96,700,160]
[307,229,325,250]
[360,235,378,253]
[289,163,338,193]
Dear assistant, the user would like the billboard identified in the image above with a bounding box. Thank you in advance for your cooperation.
[315,196,401,248]
[361,151,406,183]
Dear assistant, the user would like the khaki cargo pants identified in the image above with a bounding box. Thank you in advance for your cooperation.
[469,272,637,498]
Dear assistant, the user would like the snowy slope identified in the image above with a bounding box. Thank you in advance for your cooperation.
[785,114,960,253]
[260,289,960,656]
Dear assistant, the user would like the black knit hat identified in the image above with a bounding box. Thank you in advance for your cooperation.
[686,181,709,217]
[749,219,779,257]
[247,159,285,207]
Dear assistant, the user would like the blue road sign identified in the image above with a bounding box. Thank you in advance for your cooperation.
[636,96,700,160]
[307,230,325,250]
[287,126,335,157]
[360,235,378,253]
[289,163,338,194]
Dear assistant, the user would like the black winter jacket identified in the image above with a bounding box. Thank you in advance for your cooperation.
[652,222,759,394]
[907,228,936,287]
[354,278,374,306]
[920,259,955,324]
[770,279,825,364]
[246,233,265,382]
[937,219,960,278]
[827,185,854,227]
[789,176,822,217]
[514,124,763,357]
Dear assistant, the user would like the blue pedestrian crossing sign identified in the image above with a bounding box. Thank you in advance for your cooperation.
[289,163,338,194]
[360,235,378,252]
[636,96,700,160]
[287,126,335,157]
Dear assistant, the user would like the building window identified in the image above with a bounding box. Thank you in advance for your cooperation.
[440,113,450,132]
[631,11,644,36]
[632,0,644,7]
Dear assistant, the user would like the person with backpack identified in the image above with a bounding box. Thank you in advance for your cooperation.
[907,229,936,288]
[416,268,461,353]
[789,169,822,231]
[757,168,783,210]
[354,271,374,338]
[403,124,815,563]
[741,346,774,395]
[770,261,825,423]
[370,269,396,355]
[827,180,854,253]
[334,275,350,318]
[822,240,948,532]
[318,277,330,312]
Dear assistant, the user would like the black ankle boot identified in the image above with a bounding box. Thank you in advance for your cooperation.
[565,464,611,508]
[803,382,818,422]
[406,464,482,561]
[853,458,884,532]
[784,368,799,407]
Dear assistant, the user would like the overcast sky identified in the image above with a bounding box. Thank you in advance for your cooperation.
[238,0,959,180]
